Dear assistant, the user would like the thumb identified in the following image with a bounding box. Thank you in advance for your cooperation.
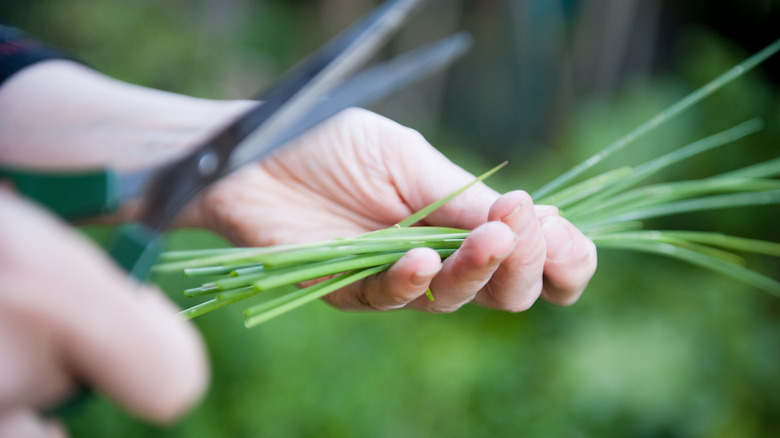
[0,190,208,424]
[0,410,67,438]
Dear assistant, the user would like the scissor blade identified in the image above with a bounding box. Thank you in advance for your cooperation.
[229,0,427,146]
[252,0,427,106]
[229,0,427,167]
[135,0,426,232]
[229,32,473,170]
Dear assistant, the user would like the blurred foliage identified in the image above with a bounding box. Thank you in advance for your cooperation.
[3,0,780,436]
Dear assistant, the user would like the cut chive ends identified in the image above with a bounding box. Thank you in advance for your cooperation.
[158,39,780,328]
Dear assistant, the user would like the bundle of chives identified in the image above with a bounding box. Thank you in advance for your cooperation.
[154,163,504,327]
[155,39,780,327]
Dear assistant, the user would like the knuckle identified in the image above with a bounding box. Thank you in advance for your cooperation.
[322,277,399,312]
[320,292,341,308]
[321,289,356,311]
[527,238,549,265]
[485,277,543,313]
[355,288,384,311]
[365,273,412,311]
[551,240,598,291]
[504,299,535,313]
[506,234,547,274]
[542,287,584,307]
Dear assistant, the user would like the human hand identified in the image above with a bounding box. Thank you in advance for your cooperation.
[0,189,207,437]
[196,108,598,313]
[0,60,595,316]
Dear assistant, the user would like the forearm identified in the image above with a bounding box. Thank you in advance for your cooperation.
[0,59,254,225]
[0,59,249,171]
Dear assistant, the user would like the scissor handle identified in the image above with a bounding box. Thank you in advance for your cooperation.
[0,166,121,221]
[0,166,161,280]
[107,223,163,281]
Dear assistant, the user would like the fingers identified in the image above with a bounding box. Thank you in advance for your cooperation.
[408,222,517,312]
[472,190,596,309]
[323,190,597,314]
[0,410,67,438]
[0,191,208,423]
[324,223,518,313]
[403,189,594,312]
[471,191,547,311]
[356,109,596,309]
[322,247,442,311]
[62,286,209,423]
[539,216,598,305]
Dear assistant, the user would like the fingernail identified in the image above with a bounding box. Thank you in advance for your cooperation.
[542,217,573,261]
[500,202,522,222]
[500,197,534,235]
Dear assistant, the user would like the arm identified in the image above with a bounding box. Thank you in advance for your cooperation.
[0,59,250,172]
[0,52,596,432]
[0,60,219,434]
[0,58,597,312]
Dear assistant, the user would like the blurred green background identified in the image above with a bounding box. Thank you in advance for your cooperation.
[2,0,779,436]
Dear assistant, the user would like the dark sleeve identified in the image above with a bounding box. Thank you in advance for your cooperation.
[0,24,71,85]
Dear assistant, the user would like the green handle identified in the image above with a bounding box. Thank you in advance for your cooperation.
[0,166,120,221]
[0,167,160,277]
[107,223,163,281]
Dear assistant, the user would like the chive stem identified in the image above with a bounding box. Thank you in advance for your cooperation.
[533,39,780,200]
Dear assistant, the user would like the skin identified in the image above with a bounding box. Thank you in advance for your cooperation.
[0,60,597,436]
[197,108,597,312]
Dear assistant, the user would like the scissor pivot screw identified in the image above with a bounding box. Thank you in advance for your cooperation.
[197,150,219,177]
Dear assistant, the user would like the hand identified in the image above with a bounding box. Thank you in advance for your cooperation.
[197,108,598,313]
[0,189,207,436]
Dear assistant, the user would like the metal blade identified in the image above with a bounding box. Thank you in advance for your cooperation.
[251,0,427,106]
[134,0,427,232]
[229,0,427,166]
[229,32,473,169]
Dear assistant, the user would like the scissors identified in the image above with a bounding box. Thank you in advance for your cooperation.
[0,0,471,283]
